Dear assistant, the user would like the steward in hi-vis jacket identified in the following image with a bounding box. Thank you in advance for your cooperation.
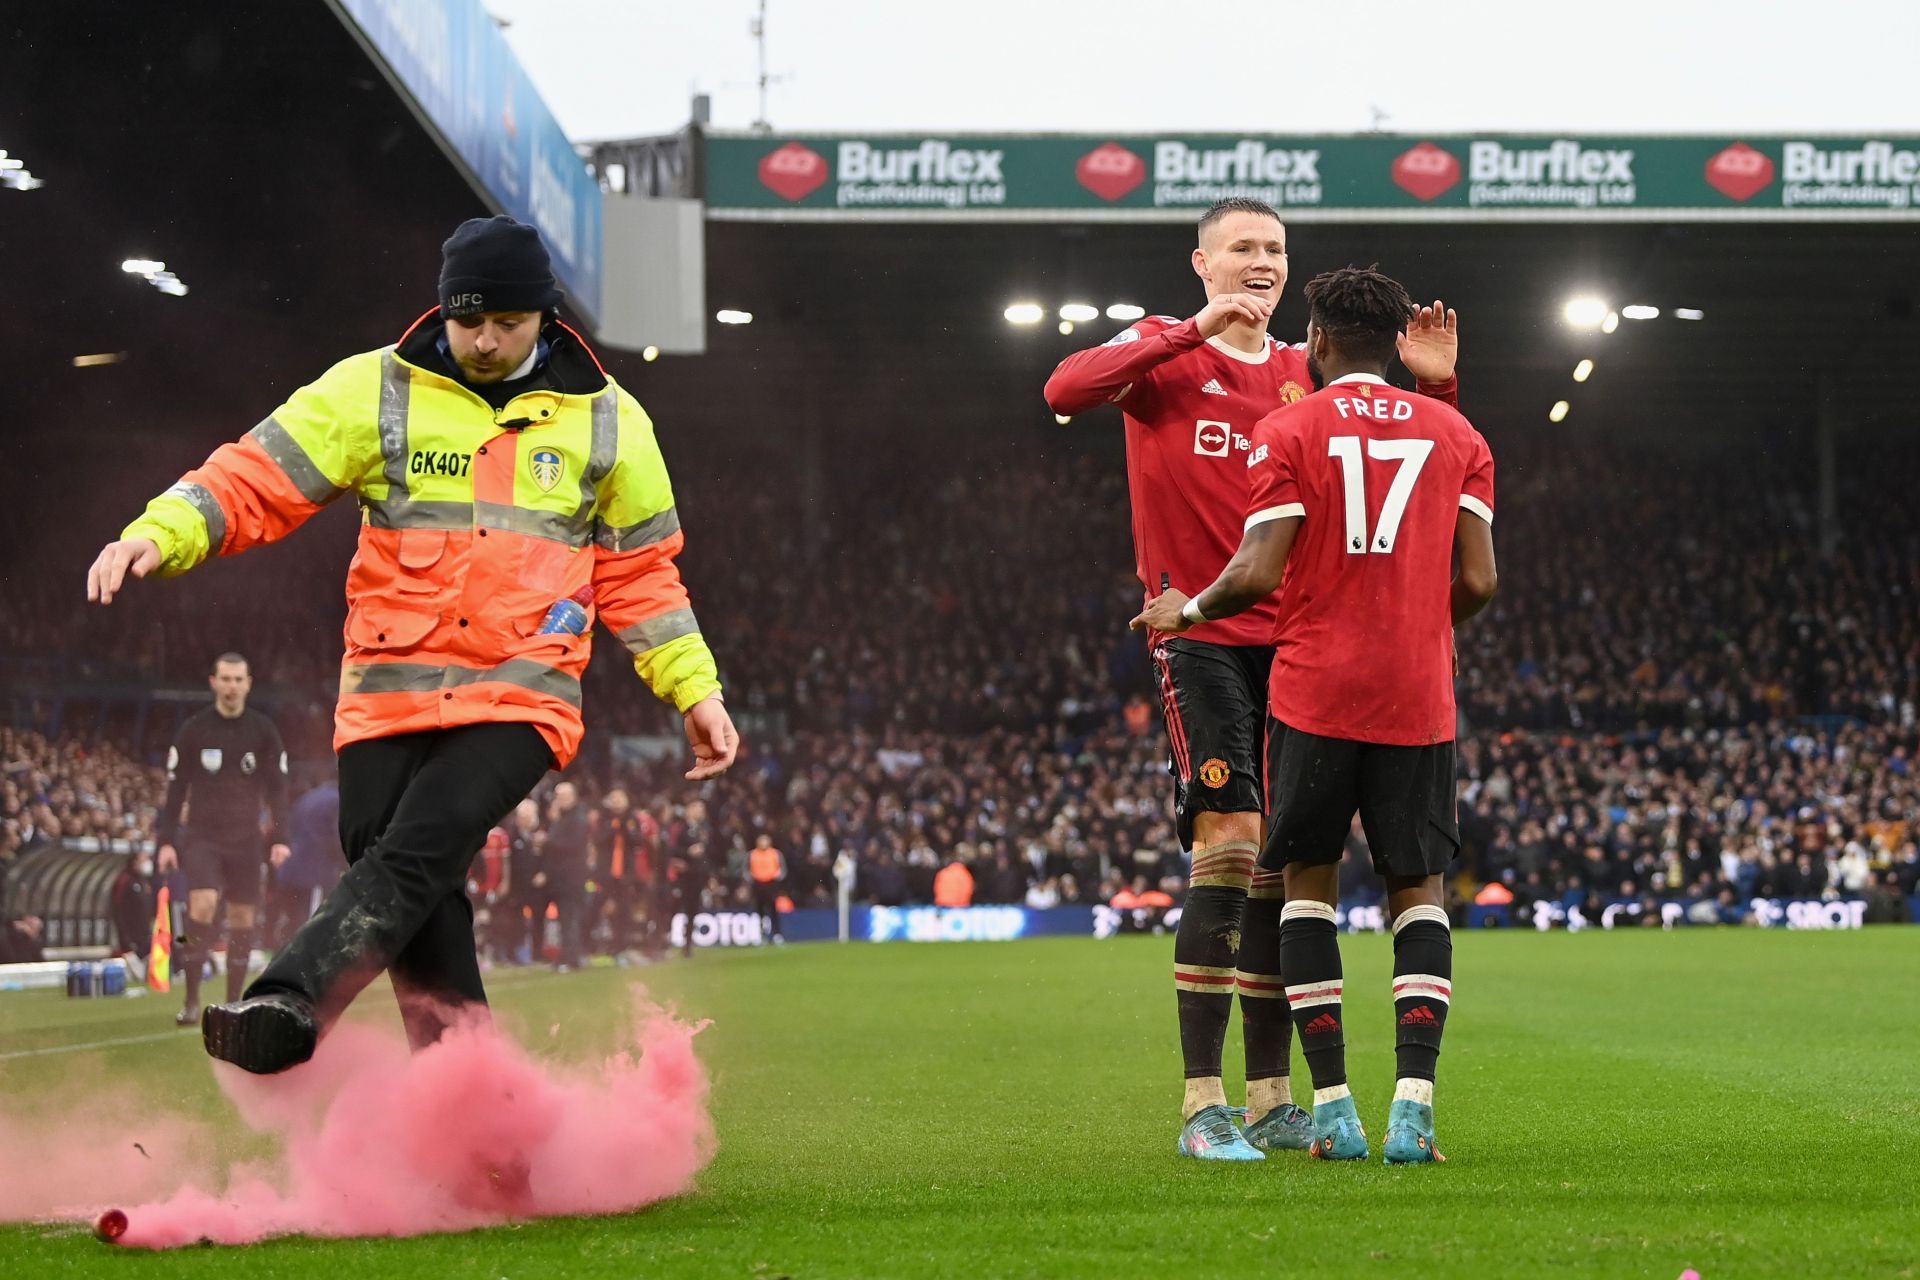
[87,215,739,1074]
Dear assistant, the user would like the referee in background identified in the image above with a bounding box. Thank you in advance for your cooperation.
[156,652,290,1024]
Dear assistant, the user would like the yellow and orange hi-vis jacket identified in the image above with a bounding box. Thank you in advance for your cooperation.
[122,312,720,767]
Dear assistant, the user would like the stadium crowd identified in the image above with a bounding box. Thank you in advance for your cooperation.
[5,429,1919,955]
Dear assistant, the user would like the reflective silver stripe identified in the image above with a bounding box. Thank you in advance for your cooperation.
[361,496,594,546]
[475,500,591,547]
[249,416,343,505]
[575,393,619,522]
[341,658,581,706]
[617,607,699,653]
[377,352,412,502]
[594,505,680,553]
[162,481,226,551]
[363,497,472,530]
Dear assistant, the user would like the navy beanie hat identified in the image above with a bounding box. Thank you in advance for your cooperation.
[439,215,561,318]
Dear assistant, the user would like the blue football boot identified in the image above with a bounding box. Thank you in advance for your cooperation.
[1382,1098,1446,1165]
[1176,1104,1265,1161]
[1243,1102,1314,1152]
[1306,1093,1369,1161]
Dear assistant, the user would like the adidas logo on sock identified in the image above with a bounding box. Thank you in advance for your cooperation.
[1302,1013,1340,1036]
[1200,378,1227,396]
[1399,1005,1438,1026]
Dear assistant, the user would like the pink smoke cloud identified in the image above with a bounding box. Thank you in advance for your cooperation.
[0,990,713,1248]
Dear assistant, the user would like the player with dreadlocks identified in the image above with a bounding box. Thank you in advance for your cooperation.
[1135,265,1498,1164]
[1047,204,1463,1162]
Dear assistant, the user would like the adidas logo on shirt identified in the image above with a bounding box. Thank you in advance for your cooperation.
[1200,378,1228,396]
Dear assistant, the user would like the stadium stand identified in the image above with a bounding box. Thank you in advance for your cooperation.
[6,426,1918,951]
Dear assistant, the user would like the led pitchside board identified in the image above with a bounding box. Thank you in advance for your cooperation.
[329,0,604,322]
[705,133,1920,222]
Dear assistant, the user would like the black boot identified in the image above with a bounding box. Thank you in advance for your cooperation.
[202,992,319,1074]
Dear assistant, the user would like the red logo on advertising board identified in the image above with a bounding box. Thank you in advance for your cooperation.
[1391,142,1462,201]
[759,142,830,201]
[1076,142,1146,201]
[1704,142,1774,202]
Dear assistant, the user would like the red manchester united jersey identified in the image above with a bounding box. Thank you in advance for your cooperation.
[1046,316,1459,648]
[1046,316,1315,645]
[1244,373,1495,745]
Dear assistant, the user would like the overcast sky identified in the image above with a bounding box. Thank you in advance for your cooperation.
[489,0,1920,141]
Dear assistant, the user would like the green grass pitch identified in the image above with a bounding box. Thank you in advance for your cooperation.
[2,929,1915,1277]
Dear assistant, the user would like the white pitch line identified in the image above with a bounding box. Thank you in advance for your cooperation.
[0,968,583,1062]
[0,1029,188,1062]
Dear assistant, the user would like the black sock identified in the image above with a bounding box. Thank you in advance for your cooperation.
[1391,905,1453,1084]
[1237,873,1291,1084]
[226,928,256,1003]
[180,934,203,1009]
[1279,900,1345,1092]
[1173,842,1255,1079]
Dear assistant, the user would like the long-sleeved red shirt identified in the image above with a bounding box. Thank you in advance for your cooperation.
[1046,314,1458,647]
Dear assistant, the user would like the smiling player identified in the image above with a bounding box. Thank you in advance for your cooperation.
[1133,264,1498,1164]
[1045,200,1460,1161]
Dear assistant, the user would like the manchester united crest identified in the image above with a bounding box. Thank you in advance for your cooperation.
[529,448,564,493]
[1278,380,1307,404]
[1199,757,1231,789]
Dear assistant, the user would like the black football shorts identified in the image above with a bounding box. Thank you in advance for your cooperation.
[1151,638,1272,849]
[180,834,266,905]
[1260,717,1459,879]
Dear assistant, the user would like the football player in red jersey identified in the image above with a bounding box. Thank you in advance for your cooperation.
[1046,200,1462,1161]
[1134,264,1498,1166]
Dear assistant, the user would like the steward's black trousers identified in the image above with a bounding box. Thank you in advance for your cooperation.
[251,722,552,1050]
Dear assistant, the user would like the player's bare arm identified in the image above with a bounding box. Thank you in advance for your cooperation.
[1451,510,1498,624]
[1129,515,1300,634]
[1396,300,1459,383]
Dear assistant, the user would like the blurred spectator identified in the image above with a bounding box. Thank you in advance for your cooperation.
[0,914,45,964]
[538,782,590,971]
[499,799,544,962]
[933,856,974,908]
[6,430,1920,941]
[268,779,342,947]
[592,786,658,958]
[467,825,510,963]
[748,834,787,940]
[109,847,159,960]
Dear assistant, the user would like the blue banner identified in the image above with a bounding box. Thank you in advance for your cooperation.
[1468,897,1915,931]
[331,0,603,320]
[775,906,1099,943]
[780,902,1412,943]
[768,897,1915,944]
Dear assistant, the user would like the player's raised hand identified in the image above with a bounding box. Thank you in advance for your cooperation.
[86,537,161,605]
[1193,292,1274,339]
[1131,589,1194,635]
[1397,299,1459,382]
[683,694,739,780]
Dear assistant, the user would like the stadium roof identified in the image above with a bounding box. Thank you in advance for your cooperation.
[692,217,1918,448]
[6,3,1915,480]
